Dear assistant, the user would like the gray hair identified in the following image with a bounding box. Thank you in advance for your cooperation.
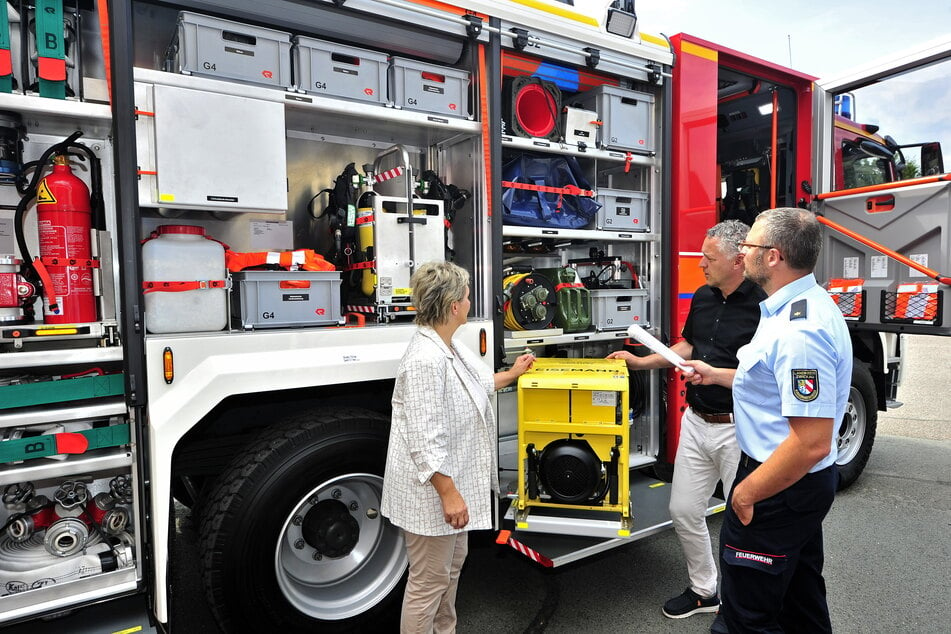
[411,261,470,327]
[706,219,750,257]
[755,207,821,271]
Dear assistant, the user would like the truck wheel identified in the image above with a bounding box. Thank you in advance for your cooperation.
[836,360,877,490]
[199,409,406,632]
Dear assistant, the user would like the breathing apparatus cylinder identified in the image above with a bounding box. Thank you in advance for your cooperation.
[356,207,375,297]
[36,155,96,324]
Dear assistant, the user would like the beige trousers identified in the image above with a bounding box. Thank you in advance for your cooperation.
[400,531,469,634]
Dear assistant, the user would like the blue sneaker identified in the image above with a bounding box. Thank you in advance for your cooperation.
[662,587,719,618]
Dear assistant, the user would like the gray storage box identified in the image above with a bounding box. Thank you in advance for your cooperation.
[576,85,655,153]
[590,288,649,331]
[176,12,292,89]
[293,36,388,103]
[388,57,470,118]
[597,188,649,231]
[232,271,342,329]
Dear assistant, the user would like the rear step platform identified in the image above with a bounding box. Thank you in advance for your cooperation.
[500,470,724,567]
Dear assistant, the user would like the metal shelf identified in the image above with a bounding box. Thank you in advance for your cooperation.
[134,67,481,148]
[0,398,126,429]
[0,567,138,625]
[0,448,133,486]
[0,92,112,137]
[501,225,657,242]
[0,345,123,371]
[502,135,656,165]
[504,328,635,351]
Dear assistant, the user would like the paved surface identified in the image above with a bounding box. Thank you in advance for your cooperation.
[172,335,951,633]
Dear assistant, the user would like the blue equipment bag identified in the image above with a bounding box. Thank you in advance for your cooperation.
[501,154,600,229]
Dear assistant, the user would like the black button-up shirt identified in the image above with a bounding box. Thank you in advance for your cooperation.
[682,278,766,414]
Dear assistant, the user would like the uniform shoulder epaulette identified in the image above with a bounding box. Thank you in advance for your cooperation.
[789,299,807,320]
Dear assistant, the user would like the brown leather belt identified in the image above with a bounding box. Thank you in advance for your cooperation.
[693,409,733,424]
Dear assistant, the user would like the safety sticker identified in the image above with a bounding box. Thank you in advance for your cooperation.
[791,369,819,402]
[36,180,56,204]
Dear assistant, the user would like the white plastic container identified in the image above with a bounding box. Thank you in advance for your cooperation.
[142,225,227,333]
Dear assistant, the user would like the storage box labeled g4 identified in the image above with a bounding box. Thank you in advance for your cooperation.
[232,271,342,329]
[388,57,470,118]
[175,12,293,89]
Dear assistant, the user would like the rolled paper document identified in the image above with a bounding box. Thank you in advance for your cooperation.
[626,324,694,374]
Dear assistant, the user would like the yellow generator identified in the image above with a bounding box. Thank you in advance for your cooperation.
[515,358,631,535]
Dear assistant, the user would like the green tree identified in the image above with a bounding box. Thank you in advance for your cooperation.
[901,159,920,180]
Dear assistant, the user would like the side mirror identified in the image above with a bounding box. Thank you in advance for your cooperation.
[920,142,945,176]
[858,140,893,160]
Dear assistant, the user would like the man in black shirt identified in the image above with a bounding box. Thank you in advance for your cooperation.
[608,220,765,629]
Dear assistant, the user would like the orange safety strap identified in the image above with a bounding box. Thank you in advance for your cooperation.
[97,0,112,104]
[478,43,492,218]
[554,282,584,292]
[501,181,595,198]
[31,257,59,312]
[142,280,227,293]
[344,261,375,271]
[355,214,374,225]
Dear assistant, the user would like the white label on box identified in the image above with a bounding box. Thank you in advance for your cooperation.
[870,255,888,278]
[250,221,293,250]
[591,391,617,407]
[0,216,13,254]
[908,253,928,278]
[842,256,859,279]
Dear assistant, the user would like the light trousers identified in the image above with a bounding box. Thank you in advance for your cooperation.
[400,530,469,634]
[669,406,741,598]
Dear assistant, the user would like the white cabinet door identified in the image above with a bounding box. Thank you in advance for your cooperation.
[148,83,287,213]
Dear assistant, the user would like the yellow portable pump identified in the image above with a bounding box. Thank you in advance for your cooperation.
[515,357,632,536]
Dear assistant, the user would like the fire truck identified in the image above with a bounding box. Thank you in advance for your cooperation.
[0,1,947,631]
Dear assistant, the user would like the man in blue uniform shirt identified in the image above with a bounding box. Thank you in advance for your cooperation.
[684,208,852,633]
[608,220,765,626]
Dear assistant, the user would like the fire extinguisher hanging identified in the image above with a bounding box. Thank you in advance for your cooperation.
[35,154,96,323]
[13,131,104,324]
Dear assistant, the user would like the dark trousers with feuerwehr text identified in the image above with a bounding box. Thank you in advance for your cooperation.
[719,455,837,633]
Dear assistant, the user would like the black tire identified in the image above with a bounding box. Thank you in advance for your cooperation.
[199,408,406,633]
[836,360,877,490]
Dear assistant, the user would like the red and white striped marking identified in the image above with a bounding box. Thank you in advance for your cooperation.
[495,530,553,567]
[372,166,405,184]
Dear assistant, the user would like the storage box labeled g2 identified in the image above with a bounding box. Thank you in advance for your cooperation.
[176,12,292,89]
[232,271,342,329]
[292,36,388,104]
[597,188,649,231]
[388,57,470,118]
[576,85,654,153]
[590,288,648,331]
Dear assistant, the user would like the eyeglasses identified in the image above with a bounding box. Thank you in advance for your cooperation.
[737,242,775,251]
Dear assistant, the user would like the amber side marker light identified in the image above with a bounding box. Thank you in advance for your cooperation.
[163,347,174,384]
[479,328,487,356]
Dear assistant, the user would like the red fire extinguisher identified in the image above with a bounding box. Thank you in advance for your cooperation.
[35,155,97,324]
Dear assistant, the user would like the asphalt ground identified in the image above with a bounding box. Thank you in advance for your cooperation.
[172,335,951,633]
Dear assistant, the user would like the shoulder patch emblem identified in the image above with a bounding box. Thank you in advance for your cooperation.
[792,369,819,402]
[789,299,807,320]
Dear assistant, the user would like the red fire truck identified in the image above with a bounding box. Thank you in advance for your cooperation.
[0,1,946,631]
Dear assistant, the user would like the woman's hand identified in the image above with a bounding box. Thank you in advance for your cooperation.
[495,353,536,389]
[511,353,535,377]
[430,473,469,529]
[439,488,470,529]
